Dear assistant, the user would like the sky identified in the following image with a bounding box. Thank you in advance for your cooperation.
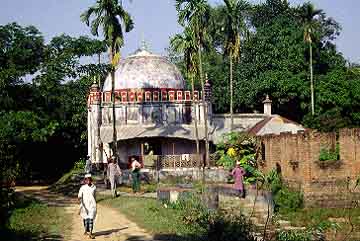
[1,0,359,63]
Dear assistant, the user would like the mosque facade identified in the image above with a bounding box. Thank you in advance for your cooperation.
[87,47,305,168]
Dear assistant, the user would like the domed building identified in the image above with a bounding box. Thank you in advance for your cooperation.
[88,47,210,168]
[87,46,305,169]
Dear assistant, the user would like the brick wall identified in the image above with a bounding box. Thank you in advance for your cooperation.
[259,128,360,207]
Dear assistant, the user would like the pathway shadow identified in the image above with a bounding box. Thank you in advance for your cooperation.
[123,235,153,241]
[39,234,63,241]
[153,233,203,241]
[93,227,128,237]
[122,233,204,241]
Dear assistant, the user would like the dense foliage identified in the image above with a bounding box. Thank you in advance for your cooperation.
[262,169,304,214]
[166,193,257,241]
[170,0,360,131]
[214,132,259,183]
[0,22,108,227]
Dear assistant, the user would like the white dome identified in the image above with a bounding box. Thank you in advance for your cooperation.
[102,49,185,91]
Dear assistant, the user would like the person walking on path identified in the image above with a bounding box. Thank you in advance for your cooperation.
[78,173,97,239]
[107,156,122,198]
[231,161,246,198]
[131,157,141,193]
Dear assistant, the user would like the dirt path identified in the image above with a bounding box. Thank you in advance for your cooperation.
[16,186,155,241]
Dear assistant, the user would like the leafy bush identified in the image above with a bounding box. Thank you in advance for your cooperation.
[276,221,338,241]
[319,144,339,162]
[0,187,15,228]
[214,132,259,183]
[206,211,257,241]
[73,158,86,171]
[260,169,303,214]
[274,187,304,214]
[167,194,257,241]
[276,229,313,241]
[168,193,211,229]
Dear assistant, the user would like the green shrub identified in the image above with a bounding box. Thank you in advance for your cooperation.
[73,158,85,171]
[168,194,258,241]
[274,187,303,214]
[276,229,313,241]
[276,221,338,241]
[214,132,259,183]
[0,187,15,228]
[262,169,303,214]
[319,144,339,162]
[168,193,211,229]
[206,211,257,241]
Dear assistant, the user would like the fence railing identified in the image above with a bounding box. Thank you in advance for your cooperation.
[142,154,204,169]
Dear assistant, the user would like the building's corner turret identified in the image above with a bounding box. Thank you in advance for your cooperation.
[87,79,103,164]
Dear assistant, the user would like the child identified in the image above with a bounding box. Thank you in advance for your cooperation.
[78,173,97,239]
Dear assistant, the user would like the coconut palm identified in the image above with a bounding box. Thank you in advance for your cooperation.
[176,0,211,167]
[81,0,134,156]
[171,27,200,155]
[299,2,322,116]
[223,0,250,130]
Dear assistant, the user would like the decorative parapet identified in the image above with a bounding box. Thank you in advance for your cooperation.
[99,89,201,104]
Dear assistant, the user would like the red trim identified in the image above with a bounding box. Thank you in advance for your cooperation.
[145,91,151,102]
[129,91,135,102]
[169,90,175,101]
[193,91,199,101]
[137,92,143,102]
[153,91,159,101]
[161,90,167,101]
[177,91,183,101]
[121,91,127,102]
[185,91,191,101]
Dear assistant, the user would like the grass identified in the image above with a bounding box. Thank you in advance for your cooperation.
[1,194,72,241]
[99,196,204,240]
[49,168,83,197]
[116,183,157,193]
[280,207,360,227]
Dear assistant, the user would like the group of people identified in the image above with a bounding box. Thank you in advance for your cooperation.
[106,156,142,197]
[78,156,142,239]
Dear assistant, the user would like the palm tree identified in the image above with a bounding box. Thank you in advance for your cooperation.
[223,0,250,130]
[171,27,200,155]
[299,2,322,116]
[81,0,134,157]
[176,0,211,167]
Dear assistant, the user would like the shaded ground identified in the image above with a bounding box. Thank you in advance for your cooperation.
[16,186,156,241]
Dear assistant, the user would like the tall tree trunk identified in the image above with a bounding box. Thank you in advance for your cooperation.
[98,53,101,87]
[110,47,118,157]
[196,22,209,168]
[230,52,234,131]
[191,74,200,156]
[310,42,314,115]
[97,53,102,163]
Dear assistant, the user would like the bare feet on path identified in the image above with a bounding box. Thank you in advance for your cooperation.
[16,186,155,241]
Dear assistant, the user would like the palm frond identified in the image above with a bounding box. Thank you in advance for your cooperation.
[81,0,134,62]
[80,6,97,26]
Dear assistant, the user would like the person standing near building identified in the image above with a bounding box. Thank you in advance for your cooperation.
[107,156,122,198]
[78,173,97,239]
[231,161,246,198]
[131,157,141,193]
[85,155,92,174]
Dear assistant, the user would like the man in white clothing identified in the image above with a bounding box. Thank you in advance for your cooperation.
[107,156,122,198]
[78,173,97,239]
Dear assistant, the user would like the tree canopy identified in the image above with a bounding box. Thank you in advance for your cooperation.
[0,23,108,186]
[169,0,360,130]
